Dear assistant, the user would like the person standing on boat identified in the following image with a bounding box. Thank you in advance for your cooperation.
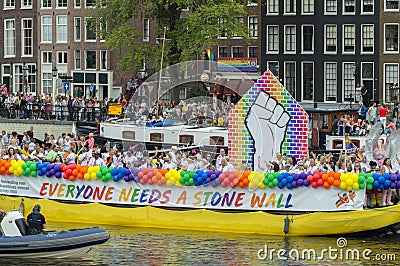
[379,104,389,127]
[221,157,235,172]
[216,148,226,171]
[381,158,394,206]
[367,102,377,124]
[168,146,178,166]
[358,102,367,121]
[27,204,46,235]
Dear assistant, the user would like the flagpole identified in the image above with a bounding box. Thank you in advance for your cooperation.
[344,135,347,171]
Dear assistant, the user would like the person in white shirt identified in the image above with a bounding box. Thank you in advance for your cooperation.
[187,157,196,171]
[64,147,76,165]
[123,151,137,168]
[162,157,176,169]
[88,152,105,167]
[194,154,208,171]
[222,157,235,172]
[168,146,178,165]
[216,148,226,171]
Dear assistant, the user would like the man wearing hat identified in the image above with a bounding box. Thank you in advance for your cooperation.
[27,204,46,235]
[169,146,178,165]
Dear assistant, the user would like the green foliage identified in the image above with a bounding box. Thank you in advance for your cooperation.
[91,0,249,73]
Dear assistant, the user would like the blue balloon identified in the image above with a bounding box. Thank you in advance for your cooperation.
[384,180,391,189]
[378,176,385,184]
[278,175,283,181]
[287,176,293,183]
[379,184,385,190]
[117,173,123,179]
[110,169,118,176]
[373,180,379,188]
[384,173,390,180]
[278,183,284,189]
[281,179,287,186]
[287,183,293,189]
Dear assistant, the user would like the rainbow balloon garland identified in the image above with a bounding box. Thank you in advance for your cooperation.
[1,160,399,192]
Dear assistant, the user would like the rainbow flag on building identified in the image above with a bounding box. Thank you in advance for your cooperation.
[206,49,215,61]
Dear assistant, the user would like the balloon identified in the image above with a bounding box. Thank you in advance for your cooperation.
[96,172,102,178]
[31,171,37,177]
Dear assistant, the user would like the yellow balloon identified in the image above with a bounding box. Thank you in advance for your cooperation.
[166,180,174,186]
[346,186,353,191]
[340,182,346,190]
[259,183,266,189]
[91,172,97,179]
[346,179,353,186]
[352,183,359,190]
[84,173,90,180]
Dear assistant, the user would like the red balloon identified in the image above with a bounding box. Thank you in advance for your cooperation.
[307,175,313,182]
[138,172,144,178]
[311,181,318,188]
[317,179,324,187]
[313,174,320,181]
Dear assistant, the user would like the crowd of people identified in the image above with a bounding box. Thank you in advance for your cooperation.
[334,101,398,137]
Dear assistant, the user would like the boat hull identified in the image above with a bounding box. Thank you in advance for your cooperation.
[0,226,109,258]
[2,195,400,237]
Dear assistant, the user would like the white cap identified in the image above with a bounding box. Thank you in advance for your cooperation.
[171,146,177,150]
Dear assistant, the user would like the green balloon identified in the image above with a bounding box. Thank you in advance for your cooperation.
[23,171,29,176]
[366,183,373,190]
[102,169,108,175]
[106,173,112,180]
[31,171,37,177]
[184,181,189,186]
[102,176,108,182]
[358,176,365,183]
[108,167,114,173]
[189,171,195,178]
[179,177,185,184]
[22,164,27,170]
[273,179,279,186]
[180,171,186,177]
[96,172,102,178]
[263,178,269,185]
[189,179,194,186]
[359,183,365,189]
[268,174,274,182]
[30,164,36,171]
[367,176,374,184]
[273,172,279,178]
[184,174,190,180]
[268,182,274,188]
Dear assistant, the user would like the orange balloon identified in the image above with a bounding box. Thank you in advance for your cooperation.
[324,182,330,189]
[334,172,341,180]
[328,171,335,177]
[322,174,328,181]
[72,169,78,176]
[333,180,340,187]
[69,176,76,181]
[327,176,334,184]
[77,173,84,179]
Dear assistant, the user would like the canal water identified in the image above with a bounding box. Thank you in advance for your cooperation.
[2,223,400,265]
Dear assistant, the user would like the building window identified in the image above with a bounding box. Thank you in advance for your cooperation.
[42,0,51,8]
[100,50,107,70]
[56,16,68,43]
[85,18,97,41]
[4,19,15,57]
[232,46,244,58]
[41,16,52,43]
[57,0,67,8]
[325,0,337,13]
[4,0,15,9]
[325,25,337,53]
[285,0,296,14]
[361,25,374,53]
[75,0,81,8]
[218,18,227,38]
[267,25,279,53]
[22,0,32,8]
[74,17,81,42]
[143,18,150,42]
[85,0,96,7]
[22,19,33,56]
[303,0,314,14]
[302,62,314,101]
[26,64,36,93]
[233,17,244,38]
[385,24,399,52]
[266,0,278,14]
[302,25,314,53]
[267,61,279,77]
[218,46,228,57]
[343,25,355,53]
[14,65,23,92]
[343,63,355,102]
[248,46,257,58]
[343,0,355,14]
[362,0,374,13]
[42,73,52,94]
[248,16,258,38]
[75,50,81,69]
[384,64,399,101]
[86,50,96,69]
[325,63,337,101]
[42,51,52,64]
[284,62,295,97]
[57,51,68,64]
[385,0,399,11]
[284,25,296,53]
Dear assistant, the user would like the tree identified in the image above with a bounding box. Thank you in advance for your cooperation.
[92,0,249,73]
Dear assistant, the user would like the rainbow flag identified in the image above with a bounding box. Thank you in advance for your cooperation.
[357,149,363,161]
[344,136,353,150]
[206,49,215,61]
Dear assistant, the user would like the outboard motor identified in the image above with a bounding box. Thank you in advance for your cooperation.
[0,210,28,236]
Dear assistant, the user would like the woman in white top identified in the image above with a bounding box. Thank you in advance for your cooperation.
[381,158,393,206]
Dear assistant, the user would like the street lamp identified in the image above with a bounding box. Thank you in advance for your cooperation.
[52,66,58,102]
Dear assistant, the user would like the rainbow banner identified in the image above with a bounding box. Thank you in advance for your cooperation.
[217,57,258,72]
[206,49,215,61]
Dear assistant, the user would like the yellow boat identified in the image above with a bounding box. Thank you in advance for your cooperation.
[2,195,400,236]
